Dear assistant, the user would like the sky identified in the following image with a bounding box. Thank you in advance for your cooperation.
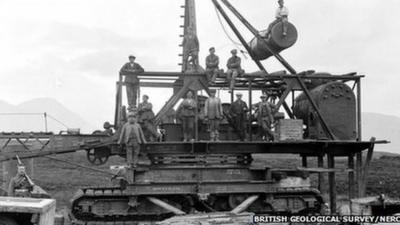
[0,0,399,129]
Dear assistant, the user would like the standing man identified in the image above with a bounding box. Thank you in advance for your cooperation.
[229,93,248,141]
[257,94,275,141]
[138,95,160,142]
[204,89,223,141]
[177,91,197,142]
[120,55,145,110]
[267,0,289,37]
[226,49,243,92]
[205,47,220,84]
[8,166,34,197]
[118,113,147,167]
[182,26,200,72]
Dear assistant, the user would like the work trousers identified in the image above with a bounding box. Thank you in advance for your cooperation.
[206,68,219,83]
[182,116,195,141]
[126,143,140,167]
[183,50,199,71]
[126,82,139,109]
[233,115,246,141]
[267,18,288,37]
[259,118,274,141]
[141,120,159,142]
[209,119,220,141]
[226,69,240,90]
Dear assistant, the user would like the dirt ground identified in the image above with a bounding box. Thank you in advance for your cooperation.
[19,150,400,209]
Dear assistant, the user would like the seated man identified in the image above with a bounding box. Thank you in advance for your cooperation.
[8,166,34,197]
[226,49,244,92]
[205,47,220,84]
[267,0,289,37]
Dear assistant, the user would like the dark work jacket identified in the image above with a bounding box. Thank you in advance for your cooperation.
[118,122,146,145]
[206,54,219,69]
[138,102,155,122]
[120,62,144,83]
[178,98,197,117]
[227,56,241,70]
[230,99,248,117]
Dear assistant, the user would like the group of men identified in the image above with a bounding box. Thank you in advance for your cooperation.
[205,47,244,92]
[116,0,289,165]
[203,91,276,142]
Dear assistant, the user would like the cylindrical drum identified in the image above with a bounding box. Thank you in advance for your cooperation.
[249,21,297,60]
[293,82,356,140]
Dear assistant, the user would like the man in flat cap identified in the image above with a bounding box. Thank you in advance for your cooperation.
[205,47,220,84]
[120,55,145,110]
[229,92,248,141]
[204,89,223,141]
[118,112,147,167]
[256,93,275,141]
[226,49,243,92]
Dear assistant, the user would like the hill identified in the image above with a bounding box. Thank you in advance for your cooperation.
[0,98,95,133]
[363,112,400,153]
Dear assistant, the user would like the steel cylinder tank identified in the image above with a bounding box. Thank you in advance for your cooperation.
[249,21,297,60]
[293,82,357,140]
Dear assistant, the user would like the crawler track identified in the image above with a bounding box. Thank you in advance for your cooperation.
[70,186,323,224]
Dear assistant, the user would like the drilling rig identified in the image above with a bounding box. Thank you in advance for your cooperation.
[0,1,388,224]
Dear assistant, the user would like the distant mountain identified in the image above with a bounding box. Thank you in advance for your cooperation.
[0,98,95,133]
[363,112,400,154]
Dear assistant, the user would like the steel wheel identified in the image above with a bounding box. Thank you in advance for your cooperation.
[86,148,110,165]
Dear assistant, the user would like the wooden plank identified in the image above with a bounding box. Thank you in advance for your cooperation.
[297,167,353,173]
[360,137,376,197]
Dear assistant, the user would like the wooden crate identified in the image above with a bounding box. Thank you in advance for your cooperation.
[276,119,303,141]
[0,197,56,225]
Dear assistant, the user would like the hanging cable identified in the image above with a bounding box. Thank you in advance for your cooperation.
[46,114,69,129]
[214,5,248,59]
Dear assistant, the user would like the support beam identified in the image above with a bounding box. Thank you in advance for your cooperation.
[317,155,327,202]
[211,0,269,74]
[301,155,307,168]
[357,78,362,141]
[230,195,259,214]
[248,79,253,141]
[147,197,186,215]
[360,137,376,197]
[348,154,355,200]
[327,154,336,214]
[356,152,363,197]
[114,75,123,129]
